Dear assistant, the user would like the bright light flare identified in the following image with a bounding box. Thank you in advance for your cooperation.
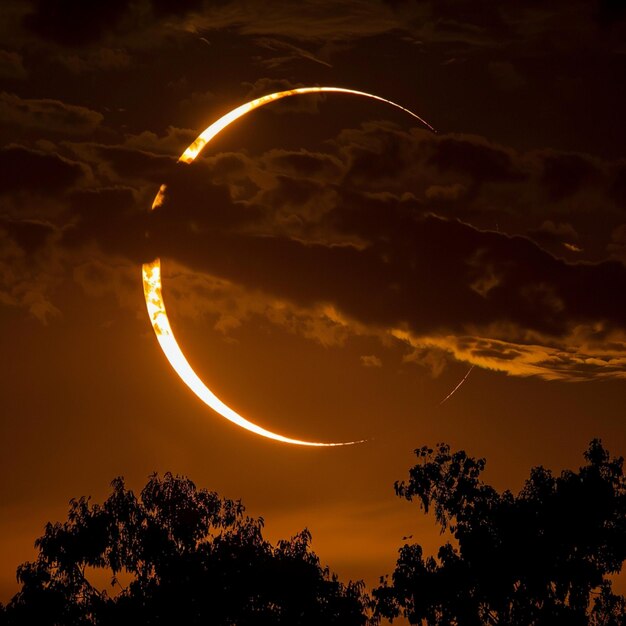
[142,87,433,446]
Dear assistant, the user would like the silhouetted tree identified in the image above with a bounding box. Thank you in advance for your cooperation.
[374,439,626,625]
[1,473,370,626]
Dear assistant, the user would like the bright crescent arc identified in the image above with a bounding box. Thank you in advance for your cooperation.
[142,87,433,446]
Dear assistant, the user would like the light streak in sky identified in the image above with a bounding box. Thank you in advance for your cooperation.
[439,365,474,406]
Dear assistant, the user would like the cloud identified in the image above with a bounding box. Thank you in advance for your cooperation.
[62,186,150,262]
[394,329,626,381]
[151,202,626,334]
[65,142,176,185]
[21,0,205,47]
[0,217,55,255]
[540,152,600,201]
[123,126,196,156]
[0,92,103,135]
[134,123,626,381]
[71,257,139,310]
[488,61,525,92]
[0,145,87,195]
[425,183,466,202]
[527,221,580,251]
[170,263,361,348]
[608,223,626,263]
[178,91,217,127]
[243,78,326,115]
[253,37,333,69]
[191,0,402,42]
[0,222,62,324]
[57,47,132,74]
[2,116,625,381]
[328,124,624,259]
[0,50,26,80]
[360,354,382,367]
[145,214,626,380]
[427,135,524,184]
[23,0,132,47]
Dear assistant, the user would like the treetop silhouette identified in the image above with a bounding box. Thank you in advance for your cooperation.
[1,472,369,626]
[1,440,625,625]
[374,439,626,625]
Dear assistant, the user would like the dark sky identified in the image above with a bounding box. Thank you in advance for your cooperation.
[1,0,625,608]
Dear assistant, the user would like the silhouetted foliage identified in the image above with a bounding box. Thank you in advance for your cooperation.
[1,473,369,626]
[374,439,626,625]
[3,442,625,626]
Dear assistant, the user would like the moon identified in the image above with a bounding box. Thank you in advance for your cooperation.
[142,87,433,446]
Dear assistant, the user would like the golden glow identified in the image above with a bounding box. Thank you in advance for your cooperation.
[142,87,432,446]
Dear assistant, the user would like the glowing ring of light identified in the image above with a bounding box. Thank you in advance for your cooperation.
[142,87,434,446]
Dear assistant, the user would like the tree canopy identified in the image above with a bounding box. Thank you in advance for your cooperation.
[0,472,369,626]
[2,440,625,625]
[373,439,626,625]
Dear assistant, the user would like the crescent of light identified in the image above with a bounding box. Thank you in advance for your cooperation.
[142,87,434,446]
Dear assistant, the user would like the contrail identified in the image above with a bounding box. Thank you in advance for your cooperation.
[439,365,474,405]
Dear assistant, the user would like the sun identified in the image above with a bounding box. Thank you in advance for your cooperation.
[142,87,433,446]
